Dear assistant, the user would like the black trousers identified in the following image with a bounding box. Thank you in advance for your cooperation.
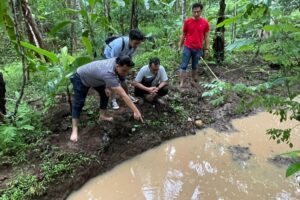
[70,73,108,119]
[134,79,168,98]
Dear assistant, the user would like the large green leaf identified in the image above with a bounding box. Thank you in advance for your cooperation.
[88,0,96,7]
[217,14,242,28]
[263,24,300,32]
[281,150,300,158]
[72,56,93,68]
[286,163,300,177]
[20,41,58,63]
[225,39,256,51]
[82,36,93,55]
[64,8,81,14]
[49,21,71,35]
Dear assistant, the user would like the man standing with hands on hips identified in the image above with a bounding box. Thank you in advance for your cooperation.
[178,2,210,87]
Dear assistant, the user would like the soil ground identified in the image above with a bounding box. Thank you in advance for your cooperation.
[0,56,295,200]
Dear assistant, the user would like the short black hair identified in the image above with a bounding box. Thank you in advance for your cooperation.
[116,56,135,68]
[149,57,160,66]
[192,3,203,10]
[129,29,145,41]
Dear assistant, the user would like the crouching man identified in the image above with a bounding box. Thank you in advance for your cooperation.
[133,57,168,104]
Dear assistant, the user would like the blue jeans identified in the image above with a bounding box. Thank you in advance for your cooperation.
[70,73,108,119]
[180,46,202,71]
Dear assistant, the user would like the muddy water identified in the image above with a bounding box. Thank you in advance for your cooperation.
[68,112,300,200]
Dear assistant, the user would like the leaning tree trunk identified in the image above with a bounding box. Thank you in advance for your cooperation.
[213,0,226,63]
[10,0,28,120]
[20,0,45,49]
[0,73,6,122]
[130,0,138,29]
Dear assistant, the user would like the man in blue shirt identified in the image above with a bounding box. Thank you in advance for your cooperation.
[104,29,144,109]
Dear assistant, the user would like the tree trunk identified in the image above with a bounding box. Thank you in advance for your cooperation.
[66,0,77,55]
[130,0,138,29]
[10,0,28,120]
[213,0,226,63]
[20,0,45,49]
[181,0,186,21]
[231,0,237,43]
[0,73,6,122]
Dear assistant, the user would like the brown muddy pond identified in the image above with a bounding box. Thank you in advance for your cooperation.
[68,112,300,200]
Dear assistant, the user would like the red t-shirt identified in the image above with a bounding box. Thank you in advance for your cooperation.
[183,18,210,49]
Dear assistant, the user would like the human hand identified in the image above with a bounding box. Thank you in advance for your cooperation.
[133,110,144,123]
[204,49,209,59]
[148,87,157,94]
[105,88,112,97]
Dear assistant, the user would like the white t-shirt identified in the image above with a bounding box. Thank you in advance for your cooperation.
[135,65,168,86]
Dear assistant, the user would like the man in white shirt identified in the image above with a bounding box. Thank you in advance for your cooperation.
[133,57,168,103]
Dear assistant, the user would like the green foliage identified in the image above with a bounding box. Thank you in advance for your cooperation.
[202,81,231,106]
[286,163,300,178]
[20,41,58,63]
[0,103,38,156]
[41,153,91,182]
[133,47,178,73]
[280,151,300,179]
[0,153,92,200]
[0,29,17,65]
[267,128,292,147]
[82,36,93,56]
[46,47,92,96]
[280,150,300,178]
[145,119,163,127]
[169,93,188,119]
[48,20,71,35]
[0,174,43,200]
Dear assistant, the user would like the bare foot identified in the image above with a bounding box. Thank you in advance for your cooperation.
[99,114,113,121]
[70,130,78,142]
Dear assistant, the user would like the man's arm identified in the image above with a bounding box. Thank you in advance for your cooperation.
[132,81,151,92]
[204,31,209,50]
[204,31,210,59]
[111,86,143,122]
[157,81,167,90]
[157,67,168,90]
[178,33,185,50]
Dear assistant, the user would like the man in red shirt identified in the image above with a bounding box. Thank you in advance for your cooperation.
[178,3,210,87]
